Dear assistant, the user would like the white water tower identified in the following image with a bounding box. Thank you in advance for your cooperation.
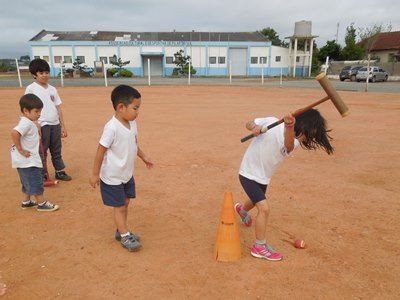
[286,20,318,77]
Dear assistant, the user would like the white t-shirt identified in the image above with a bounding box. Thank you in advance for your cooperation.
[99,116,138,185]
[25,82,62,126]
[239,117,300,185]
[11,116,43,169]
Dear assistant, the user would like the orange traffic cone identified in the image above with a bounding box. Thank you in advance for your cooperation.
[214,191,241,261]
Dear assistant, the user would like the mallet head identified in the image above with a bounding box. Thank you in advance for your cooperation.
[316,73,349,117]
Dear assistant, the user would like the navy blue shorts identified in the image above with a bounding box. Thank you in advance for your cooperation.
[100,177,136,207]
[239,174,268,204]
[17,167,44,196]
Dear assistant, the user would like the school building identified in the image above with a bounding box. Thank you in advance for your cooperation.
[28,30,312,77]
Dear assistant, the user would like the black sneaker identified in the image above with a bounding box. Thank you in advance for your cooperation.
[115,229,140,242]
[37,201,59,212]
[21,200,37,209]
[55,171,72,181]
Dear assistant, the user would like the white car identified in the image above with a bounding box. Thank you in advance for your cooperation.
[356,67,388,82]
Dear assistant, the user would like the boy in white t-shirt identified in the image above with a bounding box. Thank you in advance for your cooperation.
[236,109,334,261]
[90,85,153,252]
[11,94,59,211]
[25,58,71,182]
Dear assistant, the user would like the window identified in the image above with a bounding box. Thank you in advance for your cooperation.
[259,57,267,64]
[166,56,174,64]
[43,56,49,62]
[218,57,226,64]
[275,56,281,62]
[296,56,300,62]
[63,56,72,63]
[209,56,216,64]
[54,56,62,63]
[109,56,117,63]
[100,57,108,64]
[76,56,85,63]
[251,57,258,64]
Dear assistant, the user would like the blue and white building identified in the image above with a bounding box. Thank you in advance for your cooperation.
[29,30,311,77]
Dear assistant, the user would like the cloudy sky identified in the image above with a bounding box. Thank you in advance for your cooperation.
[0,0,399,58]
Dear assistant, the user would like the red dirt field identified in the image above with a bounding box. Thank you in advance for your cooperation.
[0,85,399,299]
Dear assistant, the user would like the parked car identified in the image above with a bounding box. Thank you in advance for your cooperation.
[339,66,363,81]
[356,67,388,82]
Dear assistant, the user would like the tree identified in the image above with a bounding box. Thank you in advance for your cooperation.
[172,50,196,76]
[341,23,364,60]
[358,23,392,55]
[259,27,288,47]
[110,54,130,70]
[317,40,342,62]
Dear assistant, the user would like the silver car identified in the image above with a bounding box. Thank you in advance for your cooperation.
[356,67,388,82]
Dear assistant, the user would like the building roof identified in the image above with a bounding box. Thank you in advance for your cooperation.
[30,30,269,42]
[370,31,400,51]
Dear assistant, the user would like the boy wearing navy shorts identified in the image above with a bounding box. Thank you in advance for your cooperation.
[11,94,59,212]
[90,85,153,252]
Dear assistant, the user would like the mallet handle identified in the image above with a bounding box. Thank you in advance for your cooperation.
[240,95,330,143]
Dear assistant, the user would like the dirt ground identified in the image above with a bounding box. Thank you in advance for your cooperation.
[0,85,399,299]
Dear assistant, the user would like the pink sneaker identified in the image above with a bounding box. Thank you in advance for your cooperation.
[251,244,283,261]
[234,203,253,227]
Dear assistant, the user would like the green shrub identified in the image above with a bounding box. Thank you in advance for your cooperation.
[120,68,133,77]
[107,68,118,76]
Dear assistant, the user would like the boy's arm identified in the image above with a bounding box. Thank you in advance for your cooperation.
[137,147,153,169]
[283,114,296,153]
[56,105,67,138]
[11,130,30,157]
[89,144,107,188]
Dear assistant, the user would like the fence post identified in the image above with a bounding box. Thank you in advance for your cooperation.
[280,67,283,88]
[60,60,64,87]
[148,58,151,86]
[188,59,191,85]
[261,61,264,85]
[103,62,108,87]
[15,58,22,88]
[229,60,232,85]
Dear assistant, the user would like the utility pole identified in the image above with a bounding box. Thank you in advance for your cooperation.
[335,23,339,43]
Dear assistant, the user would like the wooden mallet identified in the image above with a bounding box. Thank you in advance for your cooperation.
[240,73,349,143]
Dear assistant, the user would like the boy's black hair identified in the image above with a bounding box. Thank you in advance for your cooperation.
[29,58,50,75]
[19,94,43,113]
[294,109,334,155]
[111,85,141,110]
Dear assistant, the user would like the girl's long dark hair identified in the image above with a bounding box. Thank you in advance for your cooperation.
[294,109,334,155]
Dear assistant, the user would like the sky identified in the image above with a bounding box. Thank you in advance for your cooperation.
[0,0,399,58]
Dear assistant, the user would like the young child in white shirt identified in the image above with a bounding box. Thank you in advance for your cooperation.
[11,94,59,211]
[90,85,153,252]
[25,58,71,181]
[236,109,334,261]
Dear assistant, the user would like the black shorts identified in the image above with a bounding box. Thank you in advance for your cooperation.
[100,177,136,207]
[239,174,268,204]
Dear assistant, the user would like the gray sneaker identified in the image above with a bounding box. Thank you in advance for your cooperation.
[21,200,37,209]
[121,234,142,252]
[37,201,59,212]
[115,230,140,242]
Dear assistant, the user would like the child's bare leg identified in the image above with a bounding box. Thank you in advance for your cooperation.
[114,206,128,234]
[22,192,30,202]
[33,194,44,203]
[255,200,270,241]
[243,199,254,212]
[123,198,130,225]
